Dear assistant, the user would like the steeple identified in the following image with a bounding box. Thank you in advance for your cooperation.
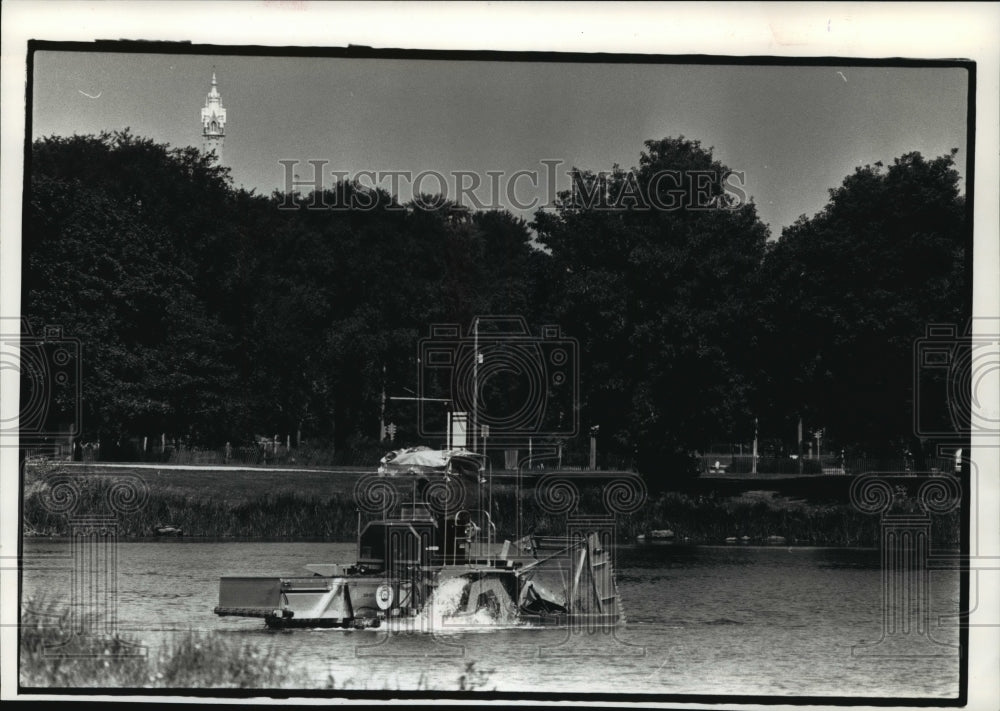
[201,72,226,165]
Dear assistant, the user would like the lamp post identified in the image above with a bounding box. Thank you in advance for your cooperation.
[379,364,386,441]
[472,317,478,454]
[797,416,803,474]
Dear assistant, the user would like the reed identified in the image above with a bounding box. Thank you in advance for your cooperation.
[22,468,959,547]
[20,595,496,690]
[19,595,300,688]
[22,476,359,539]
[620,490,960,547]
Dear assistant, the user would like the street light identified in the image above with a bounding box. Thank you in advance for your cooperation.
[472,317,478,453]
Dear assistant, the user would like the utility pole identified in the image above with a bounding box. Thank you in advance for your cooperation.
[751,417,758,476]
[797,416,803,474]
[472,317,479,454]
[389,395,451,446]
[379,364,386,441]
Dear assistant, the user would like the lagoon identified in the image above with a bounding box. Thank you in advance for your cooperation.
[20,540,961,699]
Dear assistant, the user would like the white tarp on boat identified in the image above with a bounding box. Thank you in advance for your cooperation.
[377,446,483,478]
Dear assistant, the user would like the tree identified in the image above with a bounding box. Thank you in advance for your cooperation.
[26,130,557,455]
[534,137,769,481]
[25,132,240,447]
[756,150,967,458]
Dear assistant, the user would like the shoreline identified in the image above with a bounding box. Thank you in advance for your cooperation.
[21,464,961,548]
[19,534,905,551]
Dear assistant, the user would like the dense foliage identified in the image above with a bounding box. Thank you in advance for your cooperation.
[23,131,968,483]
[534,137,769,473]
[753,151,968,462]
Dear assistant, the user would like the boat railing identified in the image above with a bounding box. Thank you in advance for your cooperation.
[450,509,497,564]
[398,502,435,521]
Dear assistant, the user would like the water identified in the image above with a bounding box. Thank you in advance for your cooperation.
[20,540,961,698]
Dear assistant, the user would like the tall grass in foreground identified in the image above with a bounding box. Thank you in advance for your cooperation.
[20,596,302,688]
[20,596,496,690]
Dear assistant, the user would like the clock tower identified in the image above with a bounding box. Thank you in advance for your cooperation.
[201,73,226,165]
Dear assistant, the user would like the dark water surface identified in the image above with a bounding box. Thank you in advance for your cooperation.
[21,540,961,698]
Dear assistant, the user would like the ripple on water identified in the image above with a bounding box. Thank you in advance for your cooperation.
[18,540,961,698]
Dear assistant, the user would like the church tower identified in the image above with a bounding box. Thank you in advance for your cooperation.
[201,72,226,165]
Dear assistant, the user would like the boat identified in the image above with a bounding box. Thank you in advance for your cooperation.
[213,463,622,630]
[154,523,184,537]
[636,529,674,543]
[377,446,485,482]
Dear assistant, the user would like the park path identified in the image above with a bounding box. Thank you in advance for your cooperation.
[50,461,537,482]
[55,462,370,474]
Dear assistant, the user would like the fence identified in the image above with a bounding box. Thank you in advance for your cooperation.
[67,439,388,468]
[509,447,634,472]
[700,453,956,477]
[28,439,957,478]
[63,439,633,472]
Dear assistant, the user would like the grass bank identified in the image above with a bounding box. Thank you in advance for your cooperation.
[20,596,496,690]
[618,490,885,546]
[21,464,960,547]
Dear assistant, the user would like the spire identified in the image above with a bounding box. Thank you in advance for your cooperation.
[205,72,221,107]
[201,73,227,165]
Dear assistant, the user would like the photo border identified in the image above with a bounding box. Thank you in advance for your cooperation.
[3,3,997,709]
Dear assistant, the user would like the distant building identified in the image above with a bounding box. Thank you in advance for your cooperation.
[201,72,226,165]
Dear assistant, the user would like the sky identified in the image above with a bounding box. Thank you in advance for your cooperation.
[30,50,969,238]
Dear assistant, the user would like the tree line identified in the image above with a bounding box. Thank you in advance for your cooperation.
[22,131,967,480]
